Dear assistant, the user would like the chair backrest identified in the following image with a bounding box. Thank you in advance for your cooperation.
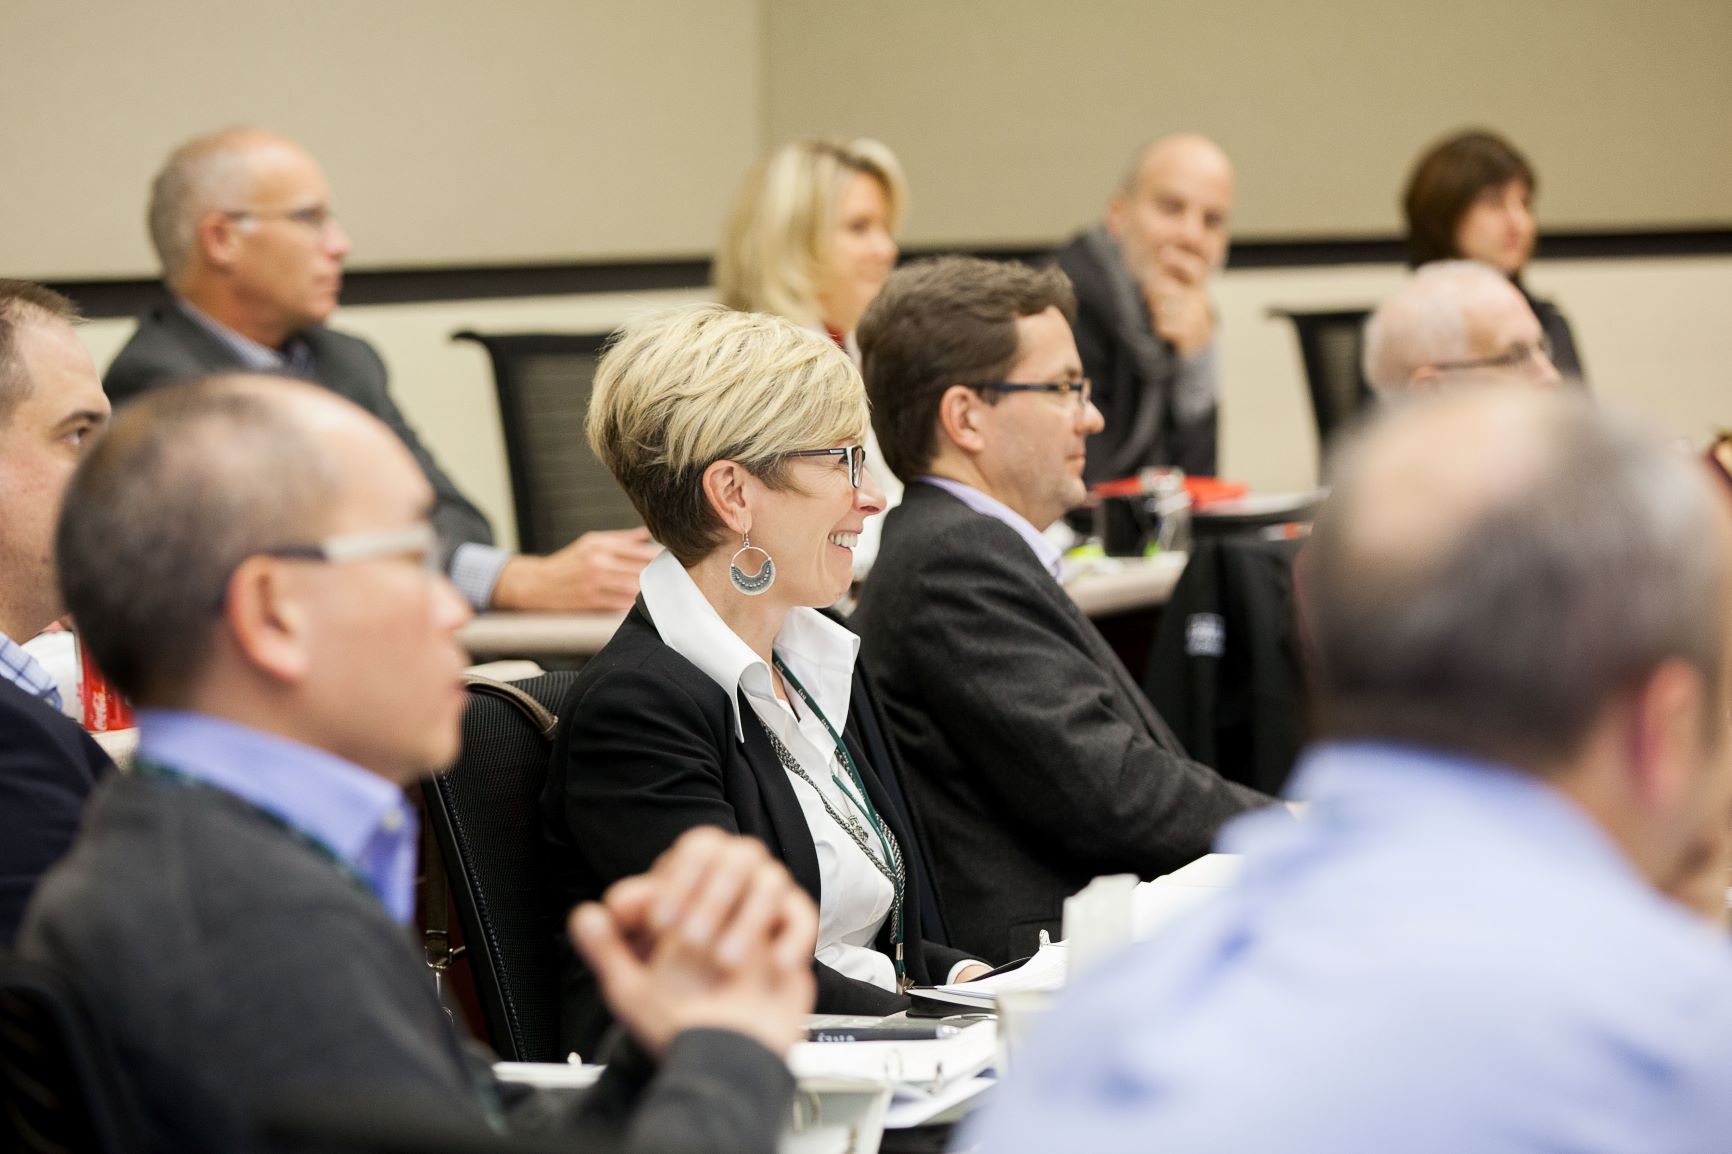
[451,331,638,555]
[1269,308,1375,468]
[1144,535,1309,797]
[0,954,146,1154]
[421,671,580,1063]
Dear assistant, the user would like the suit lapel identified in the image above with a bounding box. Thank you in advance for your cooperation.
[150,304,252,374]
[734,695,826,906]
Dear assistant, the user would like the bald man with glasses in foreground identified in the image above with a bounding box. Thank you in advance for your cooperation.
[19,375,814,1154]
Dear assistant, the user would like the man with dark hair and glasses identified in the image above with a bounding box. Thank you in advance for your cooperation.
[20,373,815,1154]
[1362,259,1565,397]
[852,256,1275,965]
[105,127,659,615]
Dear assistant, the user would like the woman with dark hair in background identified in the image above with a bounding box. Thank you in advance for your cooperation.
[1402,129,1585,381]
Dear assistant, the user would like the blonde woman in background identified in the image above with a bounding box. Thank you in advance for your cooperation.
[715,138,907,573]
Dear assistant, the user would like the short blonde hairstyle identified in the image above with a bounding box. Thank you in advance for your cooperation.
[588,304,869,565]
[714,138,908,330]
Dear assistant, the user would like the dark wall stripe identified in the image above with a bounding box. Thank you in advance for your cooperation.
[43,228,1732,320]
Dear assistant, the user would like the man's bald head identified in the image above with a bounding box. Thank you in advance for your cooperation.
[148,127,304,287]
[1362,260,1561,395]
[1117,134,1234,199]
[1108,133,1236,276]
[1307,387,1730,770]
[56,374,355,702]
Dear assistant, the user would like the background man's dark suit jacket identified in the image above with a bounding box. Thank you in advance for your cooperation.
[103,304,494,566]
[851,482,1272,964]
[0,678,110,948]
[1056,231,1220,481]
[542,605,971,1057]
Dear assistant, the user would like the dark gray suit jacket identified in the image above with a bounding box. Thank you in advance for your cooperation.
[851,482,1272,963]
[20,773,793,1154]
[0,679,111,949]
[103,304,494,567]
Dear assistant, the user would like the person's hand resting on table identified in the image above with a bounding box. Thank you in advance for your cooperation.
[570,827,819,1058]
[492,527,661,613]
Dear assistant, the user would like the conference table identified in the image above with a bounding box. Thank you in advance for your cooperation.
[457,550,1190,661]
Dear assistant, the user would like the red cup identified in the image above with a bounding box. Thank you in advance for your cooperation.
[76,631,135,733]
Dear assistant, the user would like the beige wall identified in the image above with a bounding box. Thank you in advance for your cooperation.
[9,1,1730,282]
[769,0,1732,244]
[3,0,763,280]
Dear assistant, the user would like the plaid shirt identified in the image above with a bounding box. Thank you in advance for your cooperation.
[0,630,63,712]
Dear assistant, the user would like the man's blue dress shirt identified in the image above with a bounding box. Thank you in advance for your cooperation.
[135,709,419,924]
[969,742,1732,1153]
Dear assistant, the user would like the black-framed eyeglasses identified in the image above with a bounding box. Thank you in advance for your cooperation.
[974,378,1094,409]
[223,204,340,234]
[212,523,441,610]
[782,445,866,487]
[1428,335,1554,375]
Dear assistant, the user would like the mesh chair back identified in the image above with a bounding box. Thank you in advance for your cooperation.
[452,331,638,554]
[1269,308,1375,467]
[0,955,146,1154]
[422,671,580,1063]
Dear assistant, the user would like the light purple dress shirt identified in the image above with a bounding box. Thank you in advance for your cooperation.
[914,476,1064,579]
[135,709,420,924]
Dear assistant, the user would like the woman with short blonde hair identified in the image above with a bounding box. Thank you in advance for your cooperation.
[544,304,984,1056]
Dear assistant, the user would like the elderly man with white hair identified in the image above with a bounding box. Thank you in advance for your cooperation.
[1361,259,1564,396]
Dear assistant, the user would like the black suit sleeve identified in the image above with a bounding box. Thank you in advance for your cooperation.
[553,1030,794,1154]
[558,664,911,1014]
[896,523,1269,877]
[0,690,107,948]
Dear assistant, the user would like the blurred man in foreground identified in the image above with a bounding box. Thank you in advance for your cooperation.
[973,387,1732,1153]
[22,375,812,1154]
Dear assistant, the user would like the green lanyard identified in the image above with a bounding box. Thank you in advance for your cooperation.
[772,654,908,983]
[132,756,377,904]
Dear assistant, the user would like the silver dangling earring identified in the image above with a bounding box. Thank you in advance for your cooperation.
[729,532,775,596]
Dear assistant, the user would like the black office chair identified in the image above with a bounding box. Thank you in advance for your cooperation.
[1144,535,1310,797]
[451,331,638,555]
[1268,307,1375,469]
[421,671,581,1063]
[0,954,146,1154]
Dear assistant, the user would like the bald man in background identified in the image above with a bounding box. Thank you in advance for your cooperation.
[1056,134,1236,481]
[105,127,657,612]
[1362,260,1563,397]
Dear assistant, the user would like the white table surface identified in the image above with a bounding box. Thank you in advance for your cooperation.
[458,552,1189,660]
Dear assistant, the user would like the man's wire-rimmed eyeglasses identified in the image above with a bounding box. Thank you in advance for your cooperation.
[1428,335,1554,376]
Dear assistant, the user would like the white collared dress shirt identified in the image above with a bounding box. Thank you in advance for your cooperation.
[639,551,902,989]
